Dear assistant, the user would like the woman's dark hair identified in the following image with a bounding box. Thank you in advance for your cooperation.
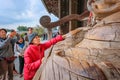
[27,27,33,31]
[11,29,15,32]
[16,36,25,44]
[24,33,27,35]
[1,28,7,33]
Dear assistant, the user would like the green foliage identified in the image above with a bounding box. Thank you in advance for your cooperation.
[6,29,12,32]
[33,25,45,36]
[16,25,45,37]
[20,33,25,37]
[17,26,28,31]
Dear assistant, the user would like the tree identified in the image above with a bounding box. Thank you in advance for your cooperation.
[6,29,12,32]
[17,26,28,31]
[33,25,45,36]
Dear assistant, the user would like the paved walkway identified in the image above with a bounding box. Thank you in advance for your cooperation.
[13,74,23,80]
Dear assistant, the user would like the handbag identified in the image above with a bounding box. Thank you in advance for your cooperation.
[4,56,17,63]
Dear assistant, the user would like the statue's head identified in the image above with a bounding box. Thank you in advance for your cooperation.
[87,0,120,18]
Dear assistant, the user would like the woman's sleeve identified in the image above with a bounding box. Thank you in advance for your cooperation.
[43,35,63,50]
[0,37,12,49]
[24,51,41,71]
[14,43,21,57]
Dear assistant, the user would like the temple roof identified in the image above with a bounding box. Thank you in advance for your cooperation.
[41,0,59,17]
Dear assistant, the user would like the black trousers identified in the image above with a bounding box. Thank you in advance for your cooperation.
[19,56,24,74]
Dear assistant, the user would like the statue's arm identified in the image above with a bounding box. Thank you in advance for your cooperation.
[40,11,90,29]
[49,11,89,28]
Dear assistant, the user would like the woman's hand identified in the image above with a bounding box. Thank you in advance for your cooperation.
[62,33,72,39]
[41,57,45,62]
[9,31,17,38]
[19,54,24,57]
[62,28,82,39]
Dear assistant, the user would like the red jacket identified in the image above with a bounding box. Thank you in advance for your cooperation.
[24,35,63,80]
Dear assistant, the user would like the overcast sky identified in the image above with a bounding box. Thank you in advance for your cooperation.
[0,0,58,30]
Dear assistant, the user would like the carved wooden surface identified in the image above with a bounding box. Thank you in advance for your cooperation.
[33,0,120,80]
[43,0,58,16]
[87,0,120,19]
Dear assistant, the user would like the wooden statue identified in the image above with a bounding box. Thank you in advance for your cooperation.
[33,0,120,80]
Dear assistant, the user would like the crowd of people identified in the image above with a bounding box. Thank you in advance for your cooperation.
[0,27,66,80]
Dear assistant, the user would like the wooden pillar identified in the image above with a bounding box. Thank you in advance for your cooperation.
[58,0,61,19]
[59,0,69,34]
[69,0,78,31]
[58,0,61,34]
[47,28,52,40]
[77,0,88,27]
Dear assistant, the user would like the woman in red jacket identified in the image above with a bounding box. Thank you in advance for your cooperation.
[24,32,65,80]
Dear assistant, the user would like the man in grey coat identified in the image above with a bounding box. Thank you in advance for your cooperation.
[0,28,17,80]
